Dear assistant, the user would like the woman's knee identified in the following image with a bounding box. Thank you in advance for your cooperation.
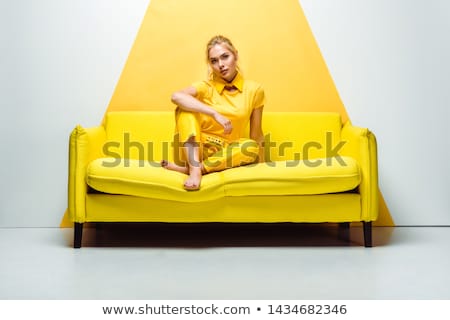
[175,110,201,144]
[238,139,259,162]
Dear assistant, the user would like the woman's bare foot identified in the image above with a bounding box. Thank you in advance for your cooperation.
[161,160,202,190]
[160,160,189,174]
[184,167,202,191]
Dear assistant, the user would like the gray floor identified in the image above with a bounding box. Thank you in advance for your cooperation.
[1,224,449,299]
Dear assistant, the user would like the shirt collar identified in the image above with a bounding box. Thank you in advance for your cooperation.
[211,71,244,93]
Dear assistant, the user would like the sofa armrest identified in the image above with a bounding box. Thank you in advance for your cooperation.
[68,125,106,223]
[341,121,378,221]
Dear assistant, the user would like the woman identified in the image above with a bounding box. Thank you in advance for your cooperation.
[162,35,265,190]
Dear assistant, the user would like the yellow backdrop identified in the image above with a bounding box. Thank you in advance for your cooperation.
[62,0,393,227]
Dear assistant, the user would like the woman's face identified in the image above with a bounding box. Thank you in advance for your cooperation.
[208,43,238,82]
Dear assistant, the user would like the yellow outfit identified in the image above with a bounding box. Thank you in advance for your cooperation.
[175,72,265,173]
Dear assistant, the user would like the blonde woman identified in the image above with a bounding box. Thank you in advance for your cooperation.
[162,35,265,190]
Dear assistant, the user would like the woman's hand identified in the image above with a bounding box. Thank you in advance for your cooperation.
[213,112,233,134]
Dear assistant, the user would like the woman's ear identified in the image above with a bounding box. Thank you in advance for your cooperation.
[235,51,239,61]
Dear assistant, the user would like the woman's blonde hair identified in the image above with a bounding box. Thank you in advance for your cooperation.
[206,35,240,79]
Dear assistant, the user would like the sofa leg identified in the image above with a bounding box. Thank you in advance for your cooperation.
[74,222,83,248]
[363,221,372,247]
[338,222,350,243]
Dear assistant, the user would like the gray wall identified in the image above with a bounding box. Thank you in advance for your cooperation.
[301,0,450,225]
[0,0,448,227]
[0,0,149,226]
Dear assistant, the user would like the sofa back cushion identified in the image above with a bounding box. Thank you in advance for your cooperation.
[262,112,342,161]
[103,111,342,162]
[104,111,176,162]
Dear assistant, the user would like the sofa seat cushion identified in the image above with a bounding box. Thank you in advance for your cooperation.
[86,158,224,203]
[223,156,360,196]
[86,156,360,202]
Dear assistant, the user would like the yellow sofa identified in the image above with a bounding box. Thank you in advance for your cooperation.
[68,111,378,248]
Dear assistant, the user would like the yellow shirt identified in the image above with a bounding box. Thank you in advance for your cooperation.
[191,72,265,143]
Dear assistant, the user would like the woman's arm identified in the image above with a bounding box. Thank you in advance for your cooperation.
[171,86,214,115]
[171,87,232,134]
[249,106,265,162]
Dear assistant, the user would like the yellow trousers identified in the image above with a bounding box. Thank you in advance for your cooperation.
[175,110,259,173]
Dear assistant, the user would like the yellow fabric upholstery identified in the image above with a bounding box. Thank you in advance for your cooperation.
[68,111,378,245]
[104,111,176,162]
[86,158,225,203]
[223,157,360,197]
[68,125,106,223]
[341,122,379,221]
[86,157,360,202]
[262,112,342,161]
[85,193,361,223]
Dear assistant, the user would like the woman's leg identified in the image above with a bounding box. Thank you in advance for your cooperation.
[160,160,188,174]
[182,136,204,190]
[203,138,259,173]
[161,110,204,190]
[177,136,259,188]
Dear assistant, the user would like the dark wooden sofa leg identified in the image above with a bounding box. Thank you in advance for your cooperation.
[338,222,350,243]
[74,222,83,248]
[363,221,372,247]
